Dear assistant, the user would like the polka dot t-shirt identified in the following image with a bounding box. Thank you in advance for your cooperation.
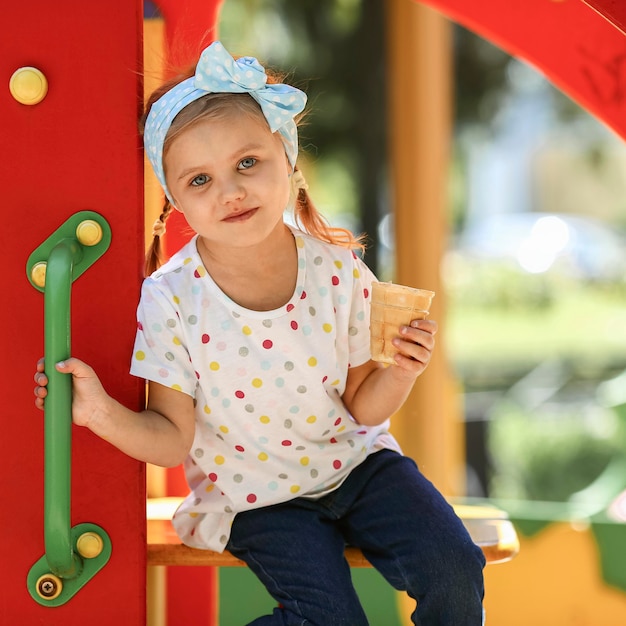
[130,227,402,551]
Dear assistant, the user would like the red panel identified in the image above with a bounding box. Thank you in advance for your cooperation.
[583,0,626,35]
[1,1,146,624]
[418,0,626,141]
[156,0,225,70]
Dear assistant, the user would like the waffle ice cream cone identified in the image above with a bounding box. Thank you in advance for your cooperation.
[370,282,435,364]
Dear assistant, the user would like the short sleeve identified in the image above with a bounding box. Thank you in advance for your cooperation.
[347,253,377,368]
[130,279,197,396]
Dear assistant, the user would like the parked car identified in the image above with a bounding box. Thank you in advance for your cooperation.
[453,212,626,283]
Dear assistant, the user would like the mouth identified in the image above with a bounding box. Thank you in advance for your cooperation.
[222,208,258,223]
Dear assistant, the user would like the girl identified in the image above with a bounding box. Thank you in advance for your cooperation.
[35,41,485,625]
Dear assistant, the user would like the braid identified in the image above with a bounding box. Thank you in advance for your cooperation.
[145,199,174,276]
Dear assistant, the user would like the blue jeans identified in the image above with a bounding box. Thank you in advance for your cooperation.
[227,450,486,625]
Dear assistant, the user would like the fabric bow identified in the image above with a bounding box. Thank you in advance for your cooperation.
[144,41,307,204]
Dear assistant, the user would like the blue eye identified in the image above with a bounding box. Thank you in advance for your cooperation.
[191,174,209,187]
[238,157,256,170]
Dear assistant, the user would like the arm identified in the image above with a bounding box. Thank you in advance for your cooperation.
[34,358,195,467]
[341,318,438,426]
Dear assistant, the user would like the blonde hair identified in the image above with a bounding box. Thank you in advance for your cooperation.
[141,65,365,276]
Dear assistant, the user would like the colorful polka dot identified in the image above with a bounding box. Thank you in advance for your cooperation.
[131,230,384,549]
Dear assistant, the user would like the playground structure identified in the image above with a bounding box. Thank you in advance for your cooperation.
[3,0,626,624]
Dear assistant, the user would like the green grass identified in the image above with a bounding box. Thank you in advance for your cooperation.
[446,284,626,370]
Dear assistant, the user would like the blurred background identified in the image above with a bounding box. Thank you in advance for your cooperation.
[207,0,626,505]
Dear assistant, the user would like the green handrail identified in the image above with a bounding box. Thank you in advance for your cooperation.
[26,211,113,606]
[44,238,83,577]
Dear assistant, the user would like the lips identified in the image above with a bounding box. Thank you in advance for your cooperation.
[222,207,258,223]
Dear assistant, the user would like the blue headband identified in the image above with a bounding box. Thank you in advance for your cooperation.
[144,41,307,204]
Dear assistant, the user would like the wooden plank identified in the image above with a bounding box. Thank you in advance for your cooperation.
[147,498,520,568]
[147,543,373,568]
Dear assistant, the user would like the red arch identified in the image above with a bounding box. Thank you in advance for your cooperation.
[417,0,626,140]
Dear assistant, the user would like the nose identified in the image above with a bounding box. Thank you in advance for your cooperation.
[218,174,245,204]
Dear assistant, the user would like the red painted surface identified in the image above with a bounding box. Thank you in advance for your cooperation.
[157,0,225,70]
[583,0,626,35]
[1,1,145,623]
[417,0,626,142]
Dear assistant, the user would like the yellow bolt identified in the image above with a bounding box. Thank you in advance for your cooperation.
[9,67,48,105]
[36,574,62,601]
[30,262,47,288]
[76,531,104,559]
[75,220,103,247]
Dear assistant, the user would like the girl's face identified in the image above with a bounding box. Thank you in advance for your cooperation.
[164,110,291,248]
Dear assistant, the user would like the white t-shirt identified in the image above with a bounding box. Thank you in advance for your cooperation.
[131,227,401,551]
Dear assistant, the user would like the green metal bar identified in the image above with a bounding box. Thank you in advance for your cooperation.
[43,239,83,578]
[26,211,113,605]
